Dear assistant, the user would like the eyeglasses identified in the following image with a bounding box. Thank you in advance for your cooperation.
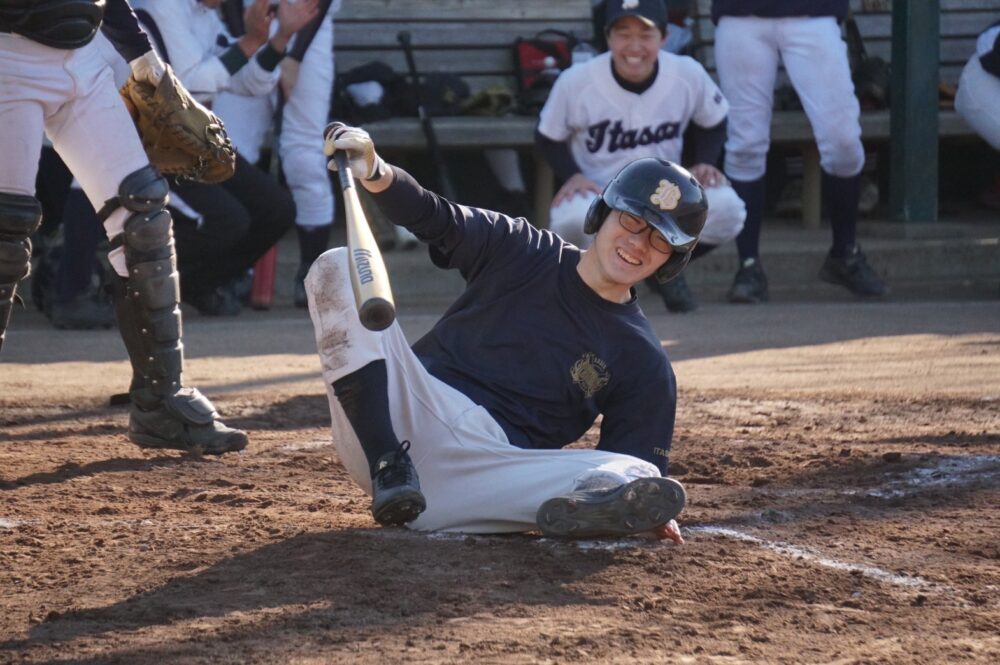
[616,211,675,254]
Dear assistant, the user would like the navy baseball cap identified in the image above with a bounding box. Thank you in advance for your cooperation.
[604,0,668,33]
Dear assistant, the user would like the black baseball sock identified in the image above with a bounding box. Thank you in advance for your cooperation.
[730,176,767,261]
[823,172,861,258]
[296,223,332,274]
[331,359,401,477]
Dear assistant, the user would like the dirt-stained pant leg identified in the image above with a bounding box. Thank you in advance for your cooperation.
[305,248,661,533]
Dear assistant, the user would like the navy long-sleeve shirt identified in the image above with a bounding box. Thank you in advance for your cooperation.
[101,0,153,62]
[369,166,678,474]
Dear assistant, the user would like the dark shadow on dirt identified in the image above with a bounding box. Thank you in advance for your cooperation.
[225,394,331,431]
[0,456,193,491]
[1,529,621,656]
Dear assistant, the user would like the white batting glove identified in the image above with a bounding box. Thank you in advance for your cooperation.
[129,50,166,86]
[323,122,387,181]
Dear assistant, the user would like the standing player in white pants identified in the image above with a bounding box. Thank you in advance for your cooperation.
[955,22,1000,150]
[214,0,342,307]
[712,0,888,303]
[537,0,746,313]
[0,0,246,454]
[306,123,701,539]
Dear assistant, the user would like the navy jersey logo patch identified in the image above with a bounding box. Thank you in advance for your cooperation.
[571,352,611,398]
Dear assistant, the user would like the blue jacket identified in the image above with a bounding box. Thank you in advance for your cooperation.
[712,0,848,24]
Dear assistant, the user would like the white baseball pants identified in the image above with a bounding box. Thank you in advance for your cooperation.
[305,248,660,533]
[213,12,336,228]
[714,16,865,181]
[956,55,1000,151]
[0,33,150,277]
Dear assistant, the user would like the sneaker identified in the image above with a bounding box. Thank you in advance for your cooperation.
[48,291,115,330]
[293,264,309,309]
[648,274,697,313]
[183,286,242,316]
[536,477,686,539]
[818,245,888,297]
[371,441,426,526]
[128,389,248,456]
[727,257,769,303]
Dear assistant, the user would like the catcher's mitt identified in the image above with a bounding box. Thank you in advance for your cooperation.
[120,66,236,184]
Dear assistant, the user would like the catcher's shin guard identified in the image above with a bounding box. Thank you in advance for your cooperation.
[107,167,247,455]
[0,193,43,352]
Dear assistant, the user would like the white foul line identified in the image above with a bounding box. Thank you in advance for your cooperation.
[688,525,947,592]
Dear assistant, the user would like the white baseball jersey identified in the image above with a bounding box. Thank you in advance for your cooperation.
[538,50,729,187]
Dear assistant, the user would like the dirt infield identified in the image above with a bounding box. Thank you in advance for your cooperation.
[2,301,999,664]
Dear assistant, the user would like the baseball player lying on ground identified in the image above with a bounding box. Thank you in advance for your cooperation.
[304,123,705,542]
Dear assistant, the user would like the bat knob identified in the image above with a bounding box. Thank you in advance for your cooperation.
[398,31,411,46]
[324,121,346,141]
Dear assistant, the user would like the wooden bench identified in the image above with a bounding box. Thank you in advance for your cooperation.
[688,0,985,226]
[334,0,595,228]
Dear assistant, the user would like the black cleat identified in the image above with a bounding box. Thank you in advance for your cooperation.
[536,477,686,539]
[818,245,888,297]
[127,388,248,456]
[727,257,769,303]
[371,441,426,526]
[648,274,697,313]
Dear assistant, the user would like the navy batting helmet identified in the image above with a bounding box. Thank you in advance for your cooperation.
[583,158,708,283]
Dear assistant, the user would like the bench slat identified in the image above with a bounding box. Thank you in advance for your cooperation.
[336,20,594,49]
[336,0,596,21]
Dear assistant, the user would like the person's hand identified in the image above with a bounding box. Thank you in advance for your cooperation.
[279,58,300,99]
[553,173,602,206]
[243,0,272,46]
[275,0,320,40]
[324,122,386,181]
[689,163,726,188]
[129,50,166,86]
[240,0,272,56]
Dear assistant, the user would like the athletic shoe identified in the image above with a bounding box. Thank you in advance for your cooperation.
[536,477,686,539]
[128,391,248,456]
[371,440,426,526]
[727,257,769,303]
[818,245,888,297]
[648,274,697,313]
[48,292,115,330]
[183,286,242,316]
[293,264,309,309]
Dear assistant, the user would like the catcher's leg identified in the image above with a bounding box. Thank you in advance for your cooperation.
[99,166,247,455]
[0,193,43,352]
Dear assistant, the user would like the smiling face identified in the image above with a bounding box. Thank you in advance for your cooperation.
[606,15,667,84]
[577,209,673,303]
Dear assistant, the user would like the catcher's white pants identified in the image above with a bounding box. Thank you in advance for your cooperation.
[956,54,1000,151]
[214,8,336,228]
[0,33,149,277]
[305,248,660,533]
[549,184,746,249]
[714,16,864,180]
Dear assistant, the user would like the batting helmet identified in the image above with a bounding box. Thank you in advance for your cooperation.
[583,158,708,283]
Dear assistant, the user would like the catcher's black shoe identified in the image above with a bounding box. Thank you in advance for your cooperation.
[371,441,426,526]
[536,477,686,539]
[818,245,888,298]
[647,274,697,313]
[128,388,248,456]
[727,257,769,303]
